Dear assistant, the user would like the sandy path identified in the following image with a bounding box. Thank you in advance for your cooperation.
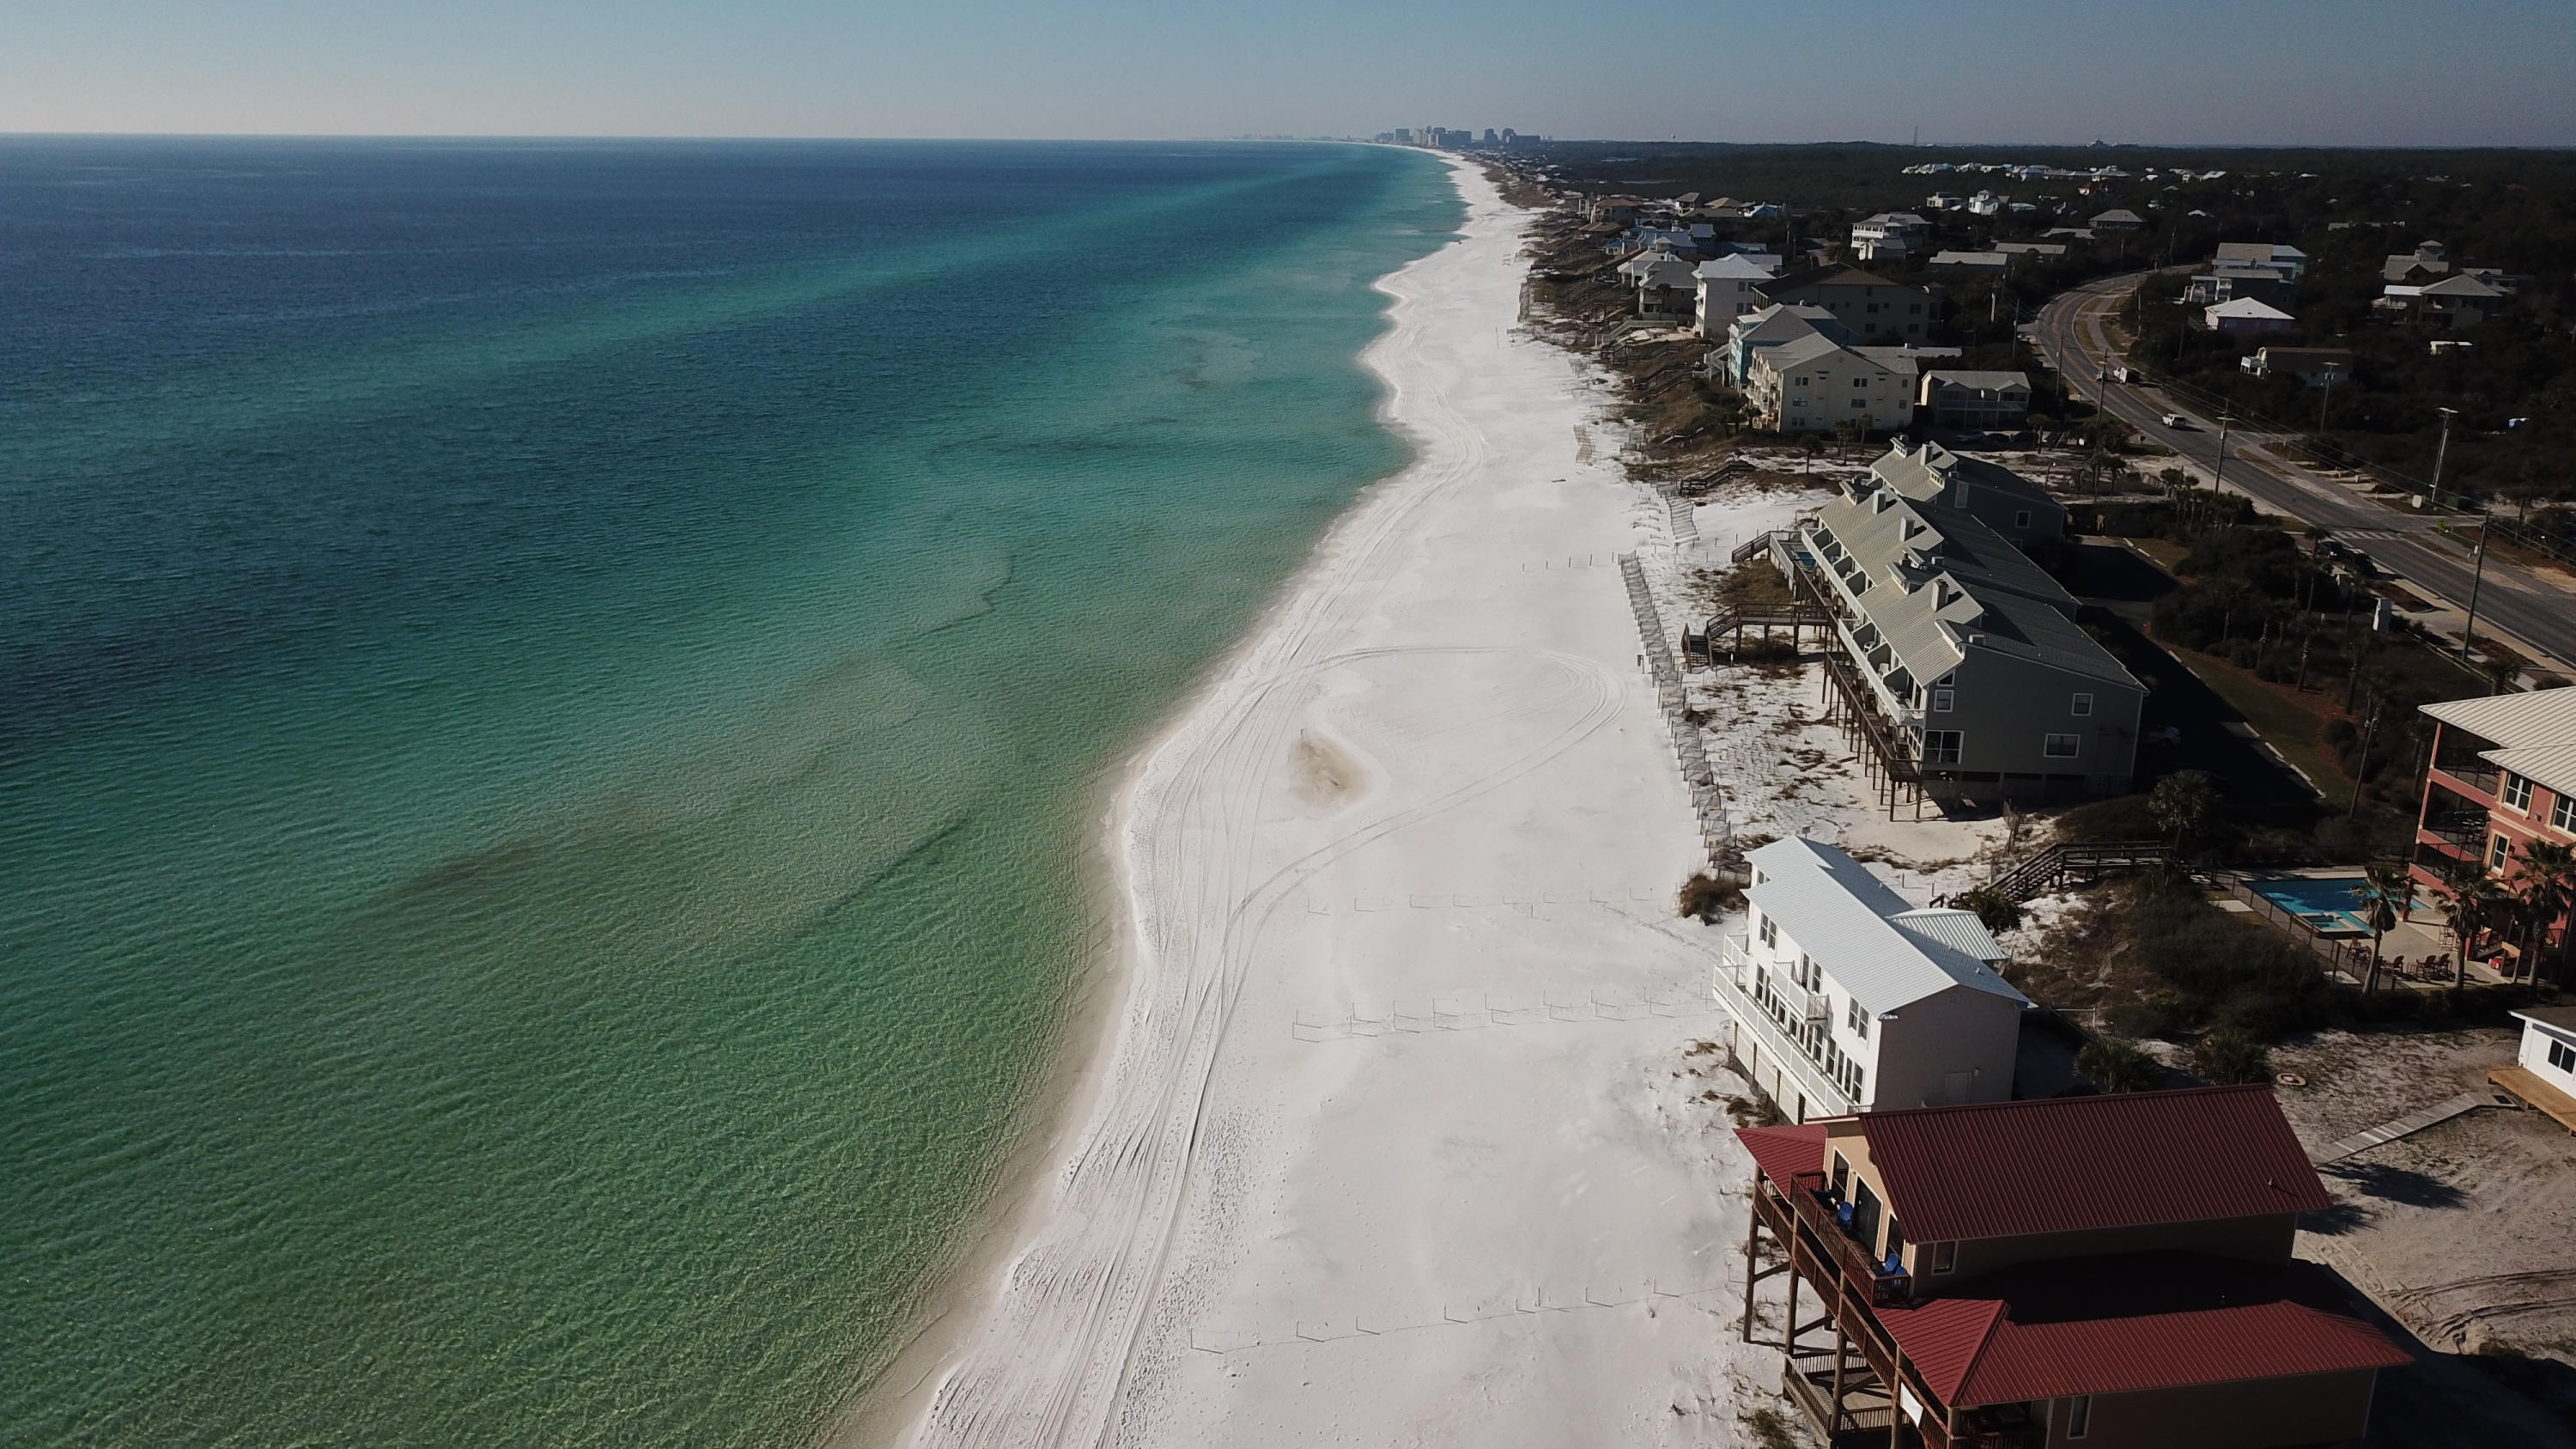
[905,160,1773,1449]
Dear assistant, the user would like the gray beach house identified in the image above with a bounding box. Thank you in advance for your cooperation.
[1791,444,2142,801]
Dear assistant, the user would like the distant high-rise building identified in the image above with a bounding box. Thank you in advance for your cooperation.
[1481,129,1499,144]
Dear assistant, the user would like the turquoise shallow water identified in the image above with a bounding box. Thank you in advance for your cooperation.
[0,138,1456,1446]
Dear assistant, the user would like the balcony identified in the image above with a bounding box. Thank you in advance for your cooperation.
[2419,805,2489,856]
[1787,1170,1912,1307]
[2431,761,2502,801]
[1710,945,1851,1119]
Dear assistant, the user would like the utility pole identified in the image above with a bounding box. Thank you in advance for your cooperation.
[2459,512,2494,663]
[2213,411,2232,500]
[2318,366,2341,436]
[2427,405,2457,509]
[2349,703,2381,819]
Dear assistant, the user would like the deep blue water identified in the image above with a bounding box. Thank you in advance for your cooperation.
[0,137,1455,1448]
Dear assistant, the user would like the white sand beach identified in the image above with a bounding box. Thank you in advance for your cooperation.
[900,159,1789,1449]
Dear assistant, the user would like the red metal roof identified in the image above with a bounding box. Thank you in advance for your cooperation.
[1879,1253,2414,1407]
[1858,1085,2330,1242]
[1735,1123,1827,1188]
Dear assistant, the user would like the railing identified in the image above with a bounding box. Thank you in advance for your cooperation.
[2430,761,2502,800]
[2215,872,2374,985]
[1753,1167,2000,1446]
[1710,947,1850,1118]
[1731,524,1792,565]
[1989,838,2171,901]
[2420,807,2489,854]
[1787,1171,1911,1306]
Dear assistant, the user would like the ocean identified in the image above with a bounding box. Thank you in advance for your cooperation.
[0,137,1456,1446]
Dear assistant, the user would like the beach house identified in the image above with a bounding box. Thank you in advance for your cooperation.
[1793,453,2144,801]
[1850,211,1933,263]
[1694,253,1783,338]
[1735,1087,2413,1447]
[1917,370,2033,432]
[1754,265,1936,343]
[1868,441,2063,545]
[2378,273,2506,329]
[2214,240,2309,280]
[1744,334,1917,435]
[1714,837,2029,1124]
[2410,685,2576,957]
[2203,297,2294,336]
[1721,303,1850,387]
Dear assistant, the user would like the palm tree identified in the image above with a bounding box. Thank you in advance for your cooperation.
[2352,861,2410,995]
[2150,770,2221,861]
[2512,839,2576,989]
[2430,853,2506,993]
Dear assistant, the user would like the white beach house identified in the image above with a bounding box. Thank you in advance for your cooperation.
[1714,837,2029,1123]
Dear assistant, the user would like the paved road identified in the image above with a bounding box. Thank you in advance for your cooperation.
[2029,271,2576,673]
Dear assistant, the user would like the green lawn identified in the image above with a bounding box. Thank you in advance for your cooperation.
[2169,643,2356,808]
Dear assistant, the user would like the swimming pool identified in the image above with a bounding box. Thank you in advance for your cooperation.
[2245,875,2374,935]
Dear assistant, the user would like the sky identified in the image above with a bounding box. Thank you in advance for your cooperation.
[5,0,2573,146]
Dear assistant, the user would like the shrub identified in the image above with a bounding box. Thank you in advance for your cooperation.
[1956,886,2026,935]
[1679,873,1743,922]
[2057,793,2161,843]
[2191,1028,2274,1084]
[2076,1036,2165,1093]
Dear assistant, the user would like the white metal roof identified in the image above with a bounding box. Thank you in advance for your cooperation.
[2421,686,2576,749]
[1889,908,2009,965]
[2482,742,2576,801]
[1744,837,2030,1014]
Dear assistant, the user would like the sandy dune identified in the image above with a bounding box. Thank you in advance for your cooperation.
[905,160,1779,1449]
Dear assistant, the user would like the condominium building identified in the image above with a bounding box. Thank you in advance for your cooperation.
[1794,447,2142,800]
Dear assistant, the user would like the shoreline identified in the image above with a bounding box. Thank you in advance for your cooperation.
[888,155,1779,1446]
[825,150,1472,1449]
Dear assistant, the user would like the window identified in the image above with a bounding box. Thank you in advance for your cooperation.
[1852,398,1868,410]
[2549,1039,2576,1075]
[2491,833,2512,870]
[1848,1000,1871,1038]
[2555,795,2576,832]
[1932,688,1954,713]
[2070,692,2093,716]
[1792,374,1810,386]
[1931,1240,1958,1275]
[1923,729,1963,765]
[2044,734,2081,758]
[1759,914,1778,948]
[2066,1396,2092,1439]
[1830,1152,1850,1196]
[1910,303,1923,314]
[2505,772,2533,810]
[1853,377,1869,388]
[2014,509,2033,528]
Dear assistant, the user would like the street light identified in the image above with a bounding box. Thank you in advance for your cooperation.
[2460,510,2494,664]
[2427,405,2458,510]
[2214,410,2232,497]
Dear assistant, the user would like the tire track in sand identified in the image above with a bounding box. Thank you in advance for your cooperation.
[911,164,1610,1449]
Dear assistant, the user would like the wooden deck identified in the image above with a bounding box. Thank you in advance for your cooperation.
[2490,1065,2576,1134]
